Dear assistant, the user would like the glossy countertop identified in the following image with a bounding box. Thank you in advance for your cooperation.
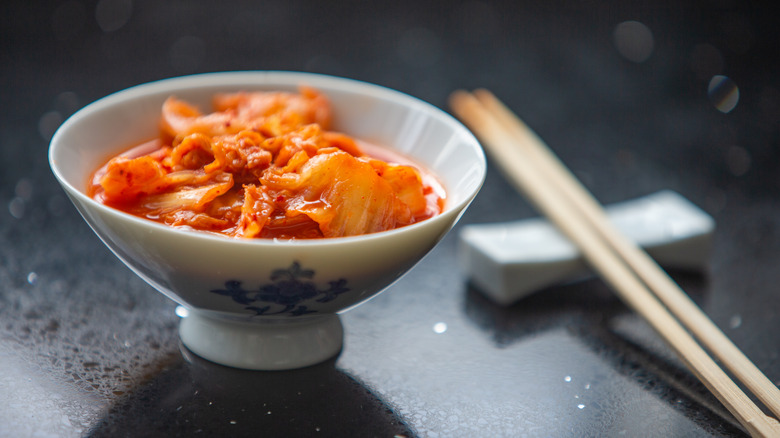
[2,1,779,436]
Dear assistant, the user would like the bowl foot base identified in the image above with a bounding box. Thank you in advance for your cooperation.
[179,312,343,370]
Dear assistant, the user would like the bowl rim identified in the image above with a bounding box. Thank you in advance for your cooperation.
[49,71,486,247]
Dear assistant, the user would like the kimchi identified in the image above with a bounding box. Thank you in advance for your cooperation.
[89,87,445,239]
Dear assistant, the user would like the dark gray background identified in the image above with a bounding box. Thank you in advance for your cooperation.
[2,1,779,436]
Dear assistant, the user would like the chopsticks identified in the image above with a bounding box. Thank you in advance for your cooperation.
[450,89,780,437]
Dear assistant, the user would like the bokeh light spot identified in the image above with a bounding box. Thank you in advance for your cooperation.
[56,91,81,117]
[95,0,133,33]
[15,178,33,201]
[613,21,654,63]
[38,111,63,141]
[708,75,739,113]
[8,198,25,219]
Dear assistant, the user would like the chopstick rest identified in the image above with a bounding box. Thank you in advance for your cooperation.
[459,190,715,305]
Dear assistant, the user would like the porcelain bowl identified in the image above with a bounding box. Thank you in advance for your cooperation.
[49,72,486,370]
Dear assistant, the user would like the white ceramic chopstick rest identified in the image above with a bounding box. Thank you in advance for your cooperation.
[458,190,715,305]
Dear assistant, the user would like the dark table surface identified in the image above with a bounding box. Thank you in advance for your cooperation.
[2,1,780,436]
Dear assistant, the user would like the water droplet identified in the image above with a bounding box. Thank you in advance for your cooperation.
[229,420,237,425]
[564,375,572,382]
[174,306,189,318]
[584,383,591,390]
[95,0,133,32]
[613,21,654,63]
[729,314,742,329]
[708,75,739,113]
[578,404,586,409]
[433,322,447,334]
[27,272,38,285]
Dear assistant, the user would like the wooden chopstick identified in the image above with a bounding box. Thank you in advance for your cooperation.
[449,90,780,437]
[470,88,780,421]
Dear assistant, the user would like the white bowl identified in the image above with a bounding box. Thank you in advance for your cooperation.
[49,72,486,370]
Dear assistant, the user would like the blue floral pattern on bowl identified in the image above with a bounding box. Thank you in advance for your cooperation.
[210,262,350,316]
